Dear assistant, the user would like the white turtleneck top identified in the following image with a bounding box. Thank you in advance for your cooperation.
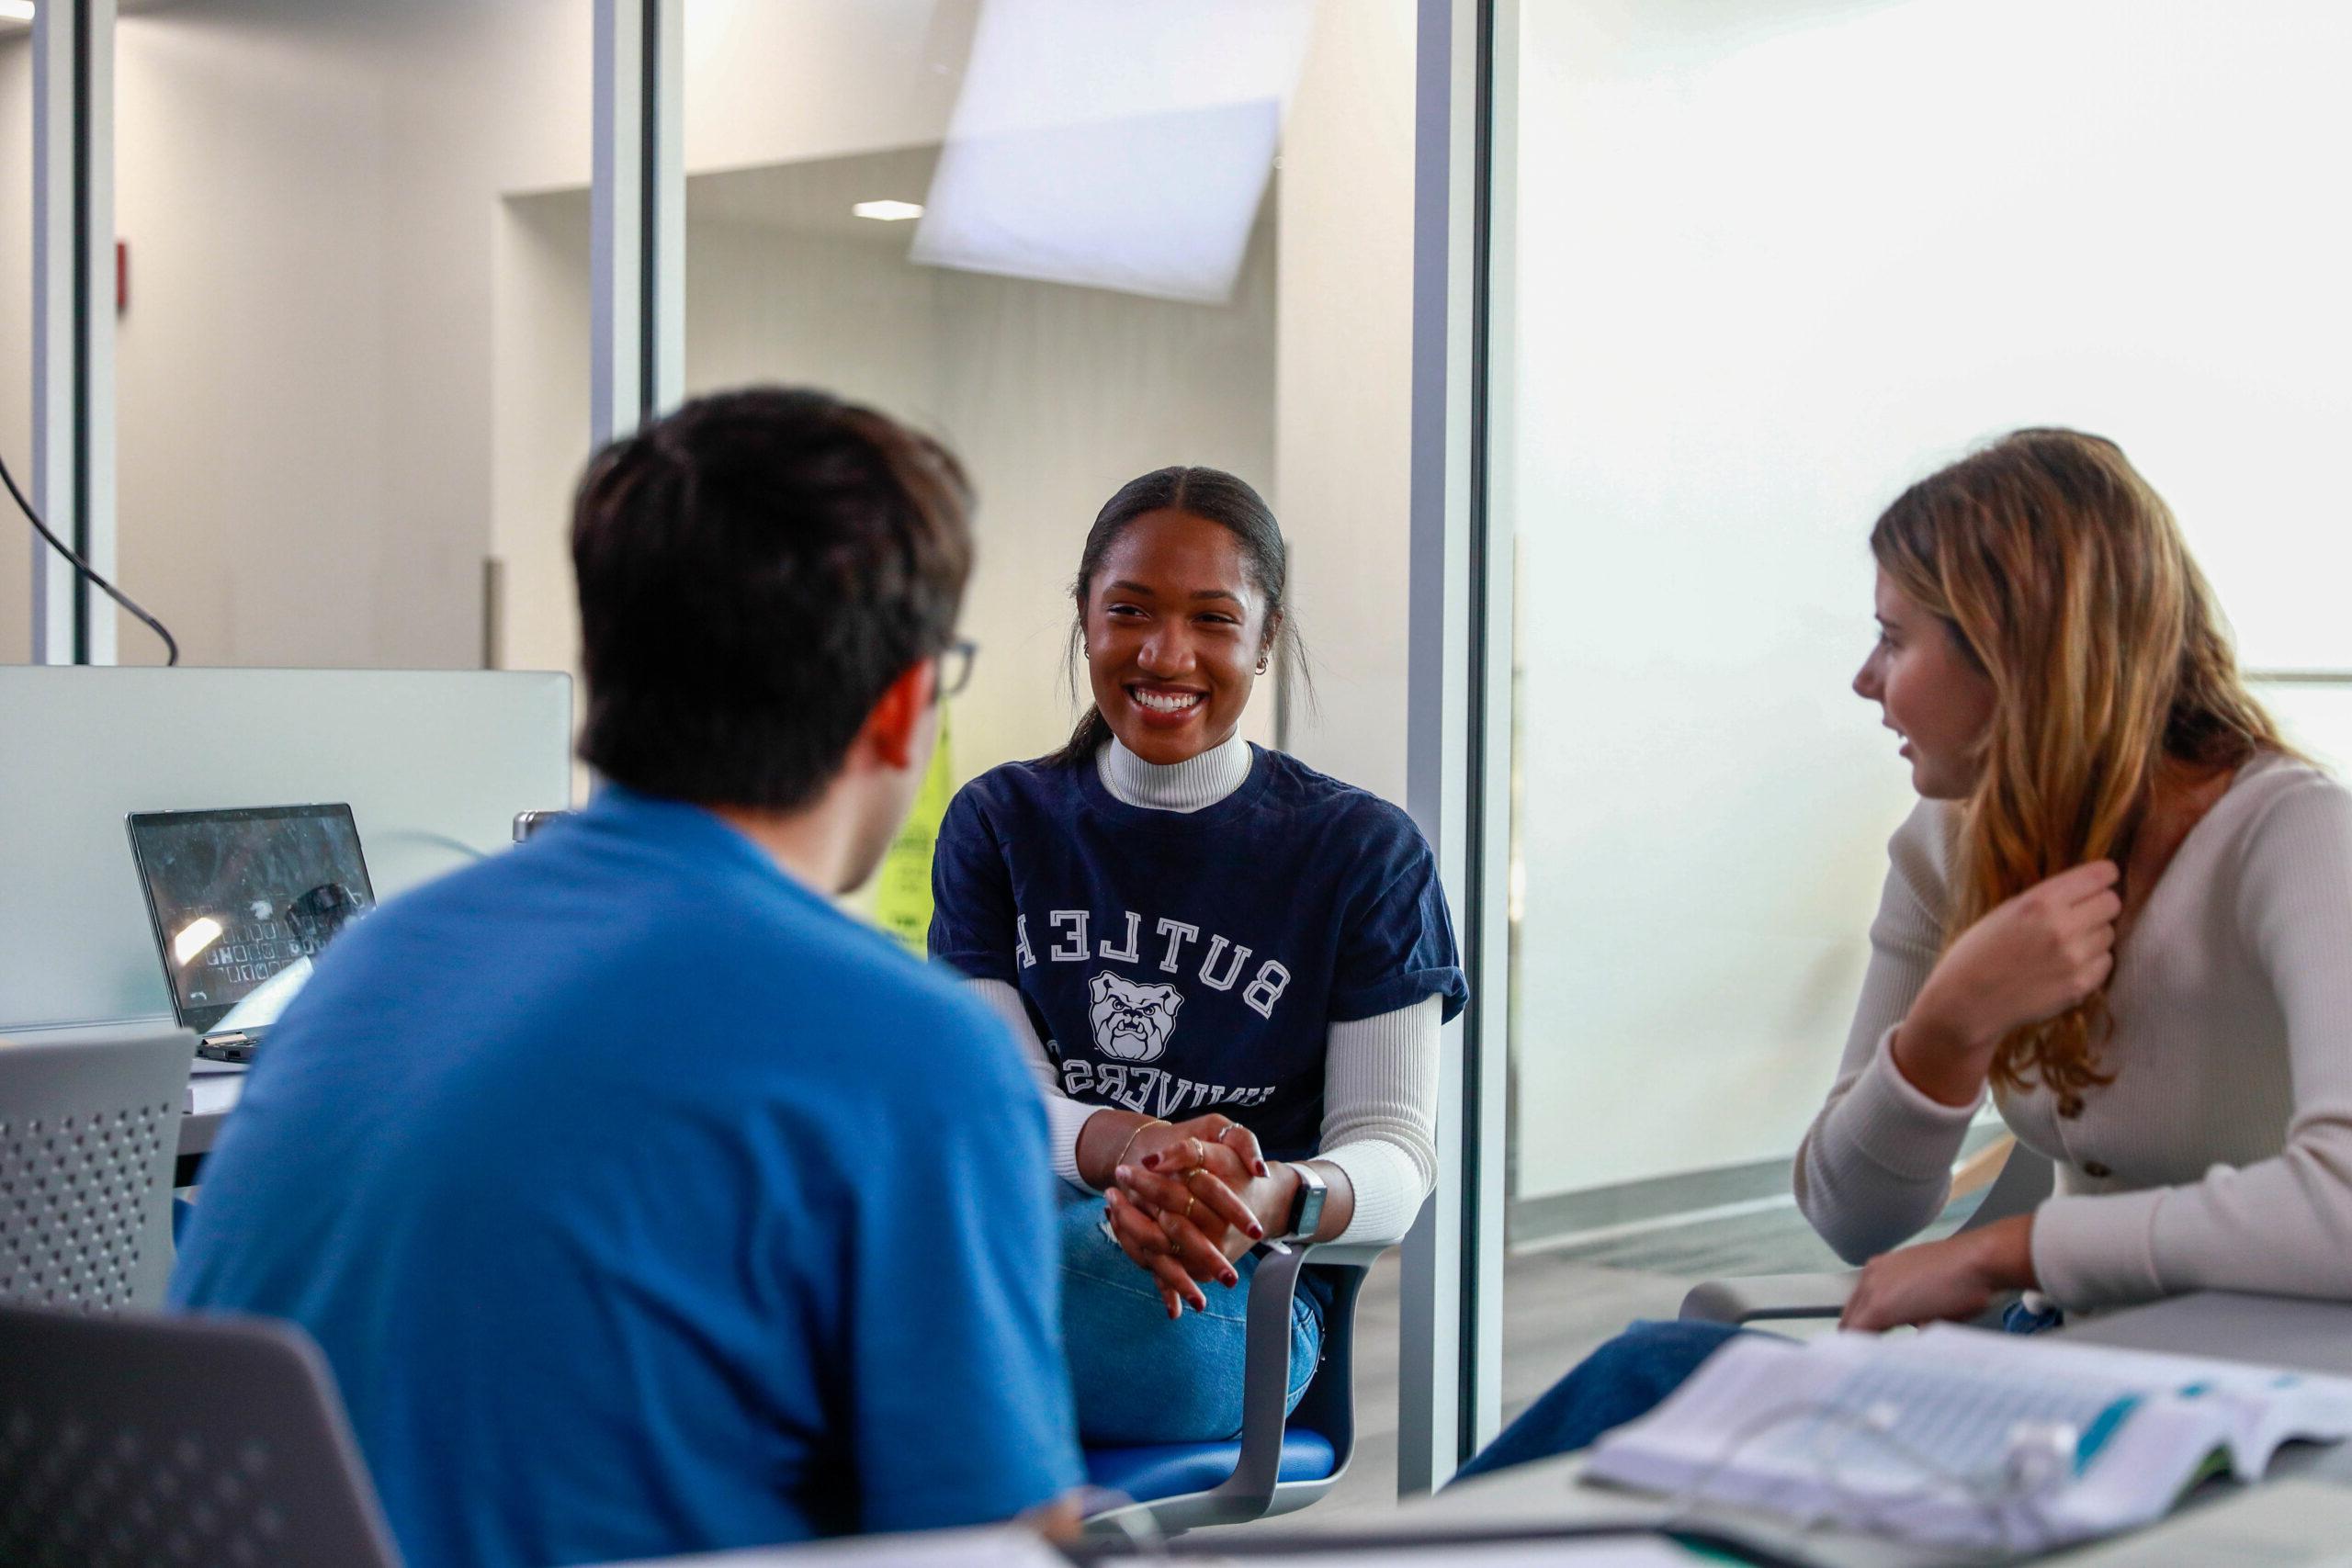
[1796,752,2352,1309]
[962,733,1440,1247]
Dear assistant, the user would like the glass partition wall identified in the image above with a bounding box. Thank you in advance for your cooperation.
[7,0,1473,1502]
[105,0,592,672]
[1488,0,2352,1430]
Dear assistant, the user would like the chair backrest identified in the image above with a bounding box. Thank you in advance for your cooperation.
[1288,1259,1371,1462]
[0,1303,401,1567]
[0,1030,191,1312]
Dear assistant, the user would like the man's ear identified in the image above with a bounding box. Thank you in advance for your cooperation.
[862,660,935,772]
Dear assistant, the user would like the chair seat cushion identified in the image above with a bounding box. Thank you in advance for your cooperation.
[1084,1430,1338,1504]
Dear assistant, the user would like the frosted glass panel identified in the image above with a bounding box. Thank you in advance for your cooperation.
[601,0,1419,801]
[112,0,592,671]
[0,667,571,1033]
[1505,1,2352,1207]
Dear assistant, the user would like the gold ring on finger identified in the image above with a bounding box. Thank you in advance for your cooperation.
[1182,1193,1198,1220]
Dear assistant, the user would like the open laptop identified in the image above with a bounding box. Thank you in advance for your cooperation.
[127,804,377,1065]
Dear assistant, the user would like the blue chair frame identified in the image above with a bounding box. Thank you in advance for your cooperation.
[1081,1239,1385,1537]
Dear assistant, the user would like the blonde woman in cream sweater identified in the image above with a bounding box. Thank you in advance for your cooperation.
[1804,427,2352,1331]
[1459,427,2352,1479]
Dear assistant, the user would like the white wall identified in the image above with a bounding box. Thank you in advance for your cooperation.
[1274,0,1417,805]
[1507,0,2352,1202]
[101,0,592,669]
[493,183,1278,798]
[8,0,1419,803]
[490,0,1413,800]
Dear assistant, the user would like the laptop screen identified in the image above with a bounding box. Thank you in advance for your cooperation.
[127,804,377,1034]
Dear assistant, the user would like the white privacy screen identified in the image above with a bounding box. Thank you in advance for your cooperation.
[1507,0,2352,1200]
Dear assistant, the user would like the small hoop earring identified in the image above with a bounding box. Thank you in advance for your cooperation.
[1255,658,1270,674]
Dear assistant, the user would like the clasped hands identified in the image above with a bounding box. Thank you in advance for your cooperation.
[1102,1113,1299,1320]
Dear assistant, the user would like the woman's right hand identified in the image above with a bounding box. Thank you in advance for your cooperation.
[1100,1115,1268,1318]
[1895,859,2122,1105]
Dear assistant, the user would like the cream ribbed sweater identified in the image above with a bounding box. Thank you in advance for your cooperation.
[963,733,1440,1247]
[1794,751,2352,1309]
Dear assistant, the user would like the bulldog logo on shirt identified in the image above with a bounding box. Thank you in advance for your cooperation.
[1088,971,1184,1064]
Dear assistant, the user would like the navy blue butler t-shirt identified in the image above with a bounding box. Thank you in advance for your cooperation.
[930,746,1467,1161]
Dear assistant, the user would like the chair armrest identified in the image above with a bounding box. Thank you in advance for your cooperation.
[1208,1239,1380,1514]
[1212,1243,1315,1512]
[1296,1242,1387,1270]
[1679,1269,1860,1325]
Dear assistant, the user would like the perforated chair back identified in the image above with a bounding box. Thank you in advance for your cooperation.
[0,1031,191,1313]
[0,1303,401,1567]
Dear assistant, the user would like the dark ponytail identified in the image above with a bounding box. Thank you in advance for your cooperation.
[1041,466,1304,769]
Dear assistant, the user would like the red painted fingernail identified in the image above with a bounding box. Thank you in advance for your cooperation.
[1255,1162,1270,1177]
[1250,1224,1265,1238]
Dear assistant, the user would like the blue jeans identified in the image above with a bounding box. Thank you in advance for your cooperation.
[1455,1319,1746,1482]
[1057,1190,1325,1445]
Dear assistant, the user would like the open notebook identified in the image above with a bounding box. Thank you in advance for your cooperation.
[1585,1324,2352,1553]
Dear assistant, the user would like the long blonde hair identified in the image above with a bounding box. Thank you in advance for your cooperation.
[1871,429,2287,1113]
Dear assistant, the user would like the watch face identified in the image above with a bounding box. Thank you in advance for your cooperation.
[1290,1168,1327,1238]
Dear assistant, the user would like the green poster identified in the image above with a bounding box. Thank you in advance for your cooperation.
[872,703,955,957]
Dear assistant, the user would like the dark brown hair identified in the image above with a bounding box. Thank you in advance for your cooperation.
[571,387,973,809]
[1043,465,1299,768]
[1872,428,2285,1112]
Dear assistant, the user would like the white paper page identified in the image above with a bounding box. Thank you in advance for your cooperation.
[607,1526,1065,1568]
[1589,1333,2196,1551]
[1908,1325,2352,1476]
[1177,1543,1708,1567]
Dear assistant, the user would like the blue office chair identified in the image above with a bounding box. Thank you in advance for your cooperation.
[1080,1239,1385,1538]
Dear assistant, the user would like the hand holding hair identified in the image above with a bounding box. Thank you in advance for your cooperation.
[1894,859,2122,1108]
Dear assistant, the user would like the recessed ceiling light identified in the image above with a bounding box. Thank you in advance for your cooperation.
[853,200,924,222]
[0,2,37,21]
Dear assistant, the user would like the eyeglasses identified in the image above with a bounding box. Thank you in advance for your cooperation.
[934,639,978,704]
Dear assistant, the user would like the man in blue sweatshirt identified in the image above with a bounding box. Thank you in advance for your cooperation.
[173,389,1082,1567]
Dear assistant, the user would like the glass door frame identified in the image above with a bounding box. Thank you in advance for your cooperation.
[1397,0,1513,1492]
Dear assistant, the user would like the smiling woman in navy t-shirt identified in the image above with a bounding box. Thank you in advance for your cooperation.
[931,467,1468,1444]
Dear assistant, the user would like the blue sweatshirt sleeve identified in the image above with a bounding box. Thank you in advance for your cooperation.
[846,993,1081,1531]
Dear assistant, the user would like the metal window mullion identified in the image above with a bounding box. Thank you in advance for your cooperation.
[1467,0,1519,1462]
[30,0,115,665]
[593,0,683,451]
[1398,0,1499,1496]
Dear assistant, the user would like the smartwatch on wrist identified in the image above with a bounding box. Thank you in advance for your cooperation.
[1280,1162,1328,1242]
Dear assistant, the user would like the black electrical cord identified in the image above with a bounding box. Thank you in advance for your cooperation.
[0,443,177,665]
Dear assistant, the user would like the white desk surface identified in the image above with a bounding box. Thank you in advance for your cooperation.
[1334,1292,2352,1567]
[182,1064,245,1157]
